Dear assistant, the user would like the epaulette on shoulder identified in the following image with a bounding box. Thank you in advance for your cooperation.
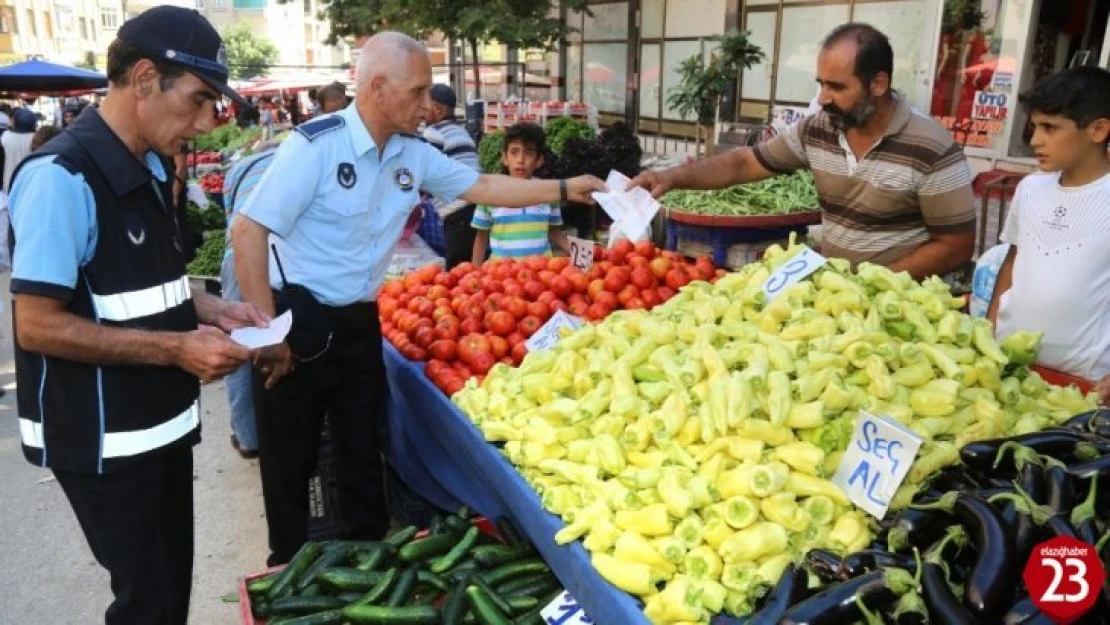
[294,115,345,141]
[399,132,429,144]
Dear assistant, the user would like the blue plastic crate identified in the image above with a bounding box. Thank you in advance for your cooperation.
[665,219,807,267]
[416,199,446,256]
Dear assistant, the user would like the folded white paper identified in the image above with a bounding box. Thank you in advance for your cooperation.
[230,310,292,349]
[591,170,660,244]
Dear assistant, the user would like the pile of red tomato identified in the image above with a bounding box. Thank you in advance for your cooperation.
[186,151,222,167]
[199,172,225,193]
[379,239,722,395]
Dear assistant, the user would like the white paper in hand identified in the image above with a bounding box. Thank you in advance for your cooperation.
[591,171,659,243]
[230,310,293,349]
[186,182,211,208]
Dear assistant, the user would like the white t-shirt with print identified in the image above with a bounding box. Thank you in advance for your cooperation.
[995,171,1110,380]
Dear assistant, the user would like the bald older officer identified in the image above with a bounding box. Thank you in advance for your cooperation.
[232,31,605,565]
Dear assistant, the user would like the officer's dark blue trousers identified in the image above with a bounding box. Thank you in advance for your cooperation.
[54,444,194,625]
[253,301,389,566]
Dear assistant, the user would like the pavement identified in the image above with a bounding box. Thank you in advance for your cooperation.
[0,275,270,624]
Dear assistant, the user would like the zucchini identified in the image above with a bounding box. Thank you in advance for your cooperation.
[267,609,344,625]
[355,543,397,572]
[301,583,323,597]
[352,567,400,607]
[431,526,481,573]
[398,533,458,563]
[247,573,278,596]
[412,592,438,606]
[338,592,366,603]
[428,516,445,535]
[443,513,471,535]
[446,560,481,583]
[386,566,419,607]
[505,596,538,615]
[481,560,549,586]
[442,575,471,625]
[472,545,530,569]
[342,604,440,624]
[472,576,513,616]
[316,568,384,592]
[295,544,352,592]
[511,589,562,625]
[497,574,558,598]
[495,518,527,551]
[268,595,346,616]
[466,584,513,625]
[267,542,322,601]
[383,526,419,548]
[416,569,449,592]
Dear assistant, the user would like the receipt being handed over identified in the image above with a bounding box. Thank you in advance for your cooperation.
[230,310,292,349]
[590,171,660,243]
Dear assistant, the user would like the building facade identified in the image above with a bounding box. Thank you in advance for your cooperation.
[198,0,348,73]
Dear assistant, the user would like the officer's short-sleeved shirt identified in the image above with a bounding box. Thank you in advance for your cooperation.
[239,102,480,306]
[9,152,167,301]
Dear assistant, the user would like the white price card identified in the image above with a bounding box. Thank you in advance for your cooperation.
[831,411,925,519]
[229,310,292,349]
[591,170,659,243]
[763,247,827,301]
[540,590,594,625]
[524,310,583,353]
[567,236,594,271]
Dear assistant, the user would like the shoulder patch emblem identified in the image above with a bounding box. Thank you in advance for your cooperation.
[394,168,415,192]
[294,115,345,141]
[337,163,357,189]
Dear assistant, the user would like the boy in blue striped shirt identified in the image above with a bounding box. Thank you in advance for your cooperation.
[471,123,566,265]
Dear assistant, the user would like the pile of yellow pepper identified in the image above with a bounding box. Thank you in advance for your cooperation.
[452,238,1096,624]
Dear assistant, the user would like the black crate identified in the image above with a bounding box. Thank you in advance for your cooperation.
[307,436,341,541]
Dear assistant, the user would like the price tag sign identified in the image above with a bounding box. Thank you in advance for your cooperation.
[567,236,594,271]
[763,247,827,301]
[1024,536,1106,624]
[831,411,924,519]
[524,310,584,353]
[540,590,594,625]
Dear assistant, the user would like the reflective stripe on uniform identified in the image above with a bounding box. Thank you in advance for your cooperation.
[90,275,191,322]
[19,399,200,459]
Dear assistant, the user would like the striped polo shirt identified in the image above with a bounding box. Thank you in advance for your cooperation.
[754,96,975,265]
[222,149,277,259]
[471,202,562,258]
[424,119,480,218]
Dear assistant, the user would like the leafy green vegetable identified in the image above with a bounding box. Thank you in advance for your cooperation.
[663,170,818,216]
[546,117,596,156]
[193,125,260,153]
[184,201,227,234]
[478,130,505,174]
[186,231,225,277]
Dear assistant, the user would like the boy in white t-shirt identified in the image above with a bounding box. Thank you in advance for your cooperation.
[988,67,1110,404]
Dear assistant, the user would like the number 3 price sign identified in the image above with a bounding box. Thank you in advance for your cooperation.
[1024,536,1106,624]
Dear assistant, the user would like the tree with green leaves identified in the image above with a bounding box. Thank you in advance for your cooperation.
[667,30,764,156]
[307,0,590,97]
[221,23,279,80]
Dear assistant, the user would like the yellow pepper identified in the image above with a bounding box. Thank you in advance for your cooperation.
[592,552,664,596]
[614,530,678,575]
[765,371,792,426]
[723,495,759,530]
[644,576,707,622]
[696,450,728,481]
[615,503,674,536]
[658,469,695,518]
[720,562,758,592]
[582,518,622,553]
[676,413,701,447]
[717,463,755,499]
[538,459,598,485]
[685,545,724,582]
[703,517,735,551]
[674,515,705,550]
[748,462,790,498]
[686,475,718,509]
[652,536,687,565]
[595,434,626,477]
[687,578,729,614]
[828,510,871,555]
[735,418,795,446]
[759,492,809,533]
[771,441,826,476]
[481,421,520,442]
[619,467,663,489]
[786,472,850,505]
[628,450,669,468]
[756,553,794,588]
[785,400,826,429]
[554,500,610,545]
[719,522,789,563]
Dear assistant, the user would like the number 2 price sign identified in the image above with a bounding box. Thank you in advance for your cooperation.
[1024,536,1106,624]
[567,236,594,271]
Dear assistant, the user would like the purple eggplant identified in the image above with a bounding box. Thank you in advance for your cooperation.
[745,563,809,625]
[839,549,918,580]
[1003,596,1037,625]
[885,507,952,553]
[1066,454,1110,480]
[802,549,844,584]
[779,568,916,625]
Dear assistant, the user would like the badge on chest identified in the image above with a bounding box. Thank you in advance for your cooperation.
[337,163,357,189]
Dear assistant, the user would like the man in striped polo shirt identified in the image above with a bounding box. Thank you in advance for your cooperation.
[423,84,481,268]
[631,23,976,280]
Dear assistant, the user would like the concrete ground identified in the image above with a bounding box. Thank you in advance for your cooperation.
[0,275,269,624]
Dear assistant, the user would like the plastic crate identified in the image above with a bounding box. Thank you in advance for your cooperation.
[665,218,807,267]
[416,200,446,256]
[676,237,789,270]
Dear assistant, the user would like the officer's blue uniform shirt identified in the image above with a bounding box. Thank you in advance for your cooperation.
[9,151,168,300]
[239,102,480,306]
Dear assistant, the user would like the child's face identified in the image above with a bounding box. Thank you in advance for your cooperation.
[502,140,544,178]
[1028,111,1110,172]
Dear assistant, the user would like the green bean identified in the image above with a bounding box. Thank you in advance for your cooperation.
[663,171,818,216]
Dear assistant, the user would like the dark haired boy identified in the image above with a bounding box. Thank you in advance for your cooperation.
[471,122,567,265]
[988,66,1110,403]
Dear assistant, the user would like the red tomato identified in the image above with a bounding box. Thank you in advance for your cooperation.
[568,273,590,294]
[538,270,556,286]
[413,326,436,348]
[634,241,657,259]
[485,311,516,336]
[459,333,491,362]
[502,280,524,298]
[587,279,606,301]
[547,256,570,272]
[433,272,456,288]
[587,302,611,321]
[462,302,484,321]
[536,291,557,306]
[649,256,673,279]
[523,280,545,301]
[641,289,661,309]
[378,298,399,321]
[666,269,691,291]
[483,293,504,314]
[505,331,526,347]
[526,301,549,320]
[460,276,483,294]
[443,376,465,396]
[434,298,451,310]
[525,256,548,272]
[657,286,676,301]
[550,276,573,299]
[428,339,457,361]
[517,268,536,284]
[587,265,606,281]
[567,292,588,307]
[568,300,589,317]
[409,346,428,361]
[611,239,634,262]
[382,281,405,298]
[511,342,529,365]
[628,255,650,268]
[460,317,482,336]
[503,297,527,320]
[426,285,449,301]
[469,351,496,375]
[434,316,459,341]
[518,315,543,336]
[402,273,423,291]
[594,291,619,310]
[488,335,509,359]
[618,285,640,307]
[432,305,453,322]
[548,299,568,315]
[630,267,657,290]
[604,267,630,293]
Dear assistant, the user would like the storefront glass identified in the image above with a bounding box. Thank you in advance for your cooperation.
[777,4,851,103]
[928,0,1024,151]
[583,42,628,113]
[852,0,932,108]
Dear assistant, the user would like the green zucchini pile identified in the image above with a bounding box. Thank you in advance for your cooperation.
[245,509,562,625]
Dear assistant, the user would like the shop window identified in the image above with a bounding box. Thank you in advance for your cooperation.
[639,42,661,118]
[26,9,35,37]
[100,8,118,29]
[664,0,725,38]
[741,11,776,101]
[777,4,850,104]
[583,2,628,40]
[851,0,932,109]
[0,7,12,34]
[641,0,663,39]
[582,42,627,114]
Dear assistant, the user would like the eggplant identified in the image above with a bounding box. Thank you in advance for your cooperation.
[802,549,844,584]
[914,492,1016,621]
[1059,409,1110,433]
[839,550,918,580]
[889,591,929,625]
[779,568,914,625]
[745,563,809,625]
[928,465,984,493]
[1019,612,1057,625]
[1066,455,1110,480]
[922,562,979,625]
[1012,460,1047,564]
[1045,463,1077,514]
[1003,596,1037,625]
[1040,514,1079,539]
[961,432,1095,473]
[885,507,952,553]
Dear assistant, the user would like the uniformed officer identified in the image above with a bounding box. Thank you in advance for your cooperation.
[8,8,266,623]
[232,31,605,565]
